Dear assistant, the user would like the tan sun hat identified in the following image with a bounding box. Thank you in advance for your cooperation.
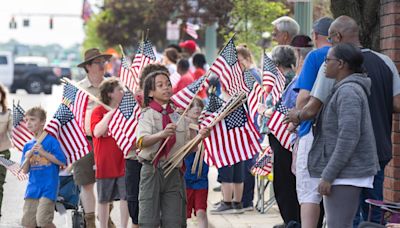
[77,48,112,68]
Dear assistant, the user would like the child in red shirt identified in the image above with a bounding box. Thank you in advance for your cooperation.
[91,78,129,228]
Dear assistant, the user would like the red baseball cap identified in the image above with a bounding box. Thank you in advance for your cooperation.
[179,40,197,54]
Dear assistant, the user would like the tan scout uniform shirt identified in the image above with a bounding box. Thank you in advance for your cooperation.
[78,78,101,136]
[136,107,192,167]
[0,110,12,151]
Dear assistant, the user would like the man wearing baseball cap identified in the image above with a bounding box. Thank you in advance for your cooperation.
[179,40,197,56]
[75,48,113,228]
[290,16,333,228]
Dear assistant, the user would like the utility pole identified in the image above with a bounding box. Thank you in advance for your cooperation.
[293,0,313,36]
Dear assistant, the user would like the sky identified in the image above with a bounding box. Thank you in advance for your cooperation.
[0,0,99,47]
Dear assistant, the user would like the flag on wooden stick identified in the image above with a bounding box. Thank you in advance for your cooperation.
[108,90,141,155]
[0,156,28,181]
[45,104,91,164]
[12,103,33,152]
[210,38,249,96]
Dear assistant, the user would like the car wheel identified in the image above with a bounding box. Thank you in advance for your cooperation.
[26,78,43,94]
[44,85,52,94]
[9,86,16,93]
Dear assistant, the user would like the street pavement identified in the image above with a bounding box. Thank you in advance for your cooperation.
[1,85,283,227]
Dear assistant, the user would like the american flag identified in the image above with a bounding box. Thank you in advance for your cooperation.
[108,90,141,156]
[62,82,89,130]
[251,146,273,176]
[199,93,225,128]
[262,53,285,105]
[45,104,91,164]
[0,156,28,181]
[119,55,138,92]
[12,103,33,152]
[171,76,209,109]
[244,70,266,121]
[81,0,93,24]
[202,94,262,168]
[210,38,249,96]
[131,40,156,83]
[267,102,292,151]
[185,22,199,39]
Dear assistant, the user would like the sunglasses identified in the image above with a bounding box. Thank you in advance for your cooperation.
[326,32,340,43]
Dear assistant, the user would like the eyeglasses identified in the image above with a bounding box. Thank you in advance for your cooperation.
[92,61,107,65]
[327,32,340,43]
[324,57,340,63]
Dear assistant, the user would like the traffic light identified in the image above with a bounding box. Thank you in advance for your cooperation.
[23,19,30,27]
[49,17,53,29]
[9,17,17,29]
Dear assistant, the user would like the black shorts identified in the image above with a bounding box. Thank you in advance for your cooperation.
[125,159,142,225]
[217,161,245,183]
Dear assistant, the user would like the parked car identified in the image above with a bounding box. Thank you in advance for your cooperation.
[0,52,71,94]
[0,52,14,88]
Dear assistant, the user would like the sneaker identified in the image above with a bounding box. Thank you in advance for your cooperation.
[210,201,236,214]
[272,224,286,228]
[232,202,244,213]
[213,185,221,192]
[242,205,254,212]
[242,202,254,212]
[213,200,222,208]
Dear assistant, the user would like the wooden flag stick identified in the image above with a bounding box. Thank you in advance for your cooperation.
[141,31,145,43]
[163,93,247,175]
[151,71,211,164]
[145,28,149,40]
[61,78,112,111]
[153,34,240,164]
[197,145,205,178]
[19,131,48,172]
[191,145,202,174]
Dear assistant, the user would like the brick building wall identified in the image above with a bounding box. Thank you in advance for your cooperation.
[381,0,400,202]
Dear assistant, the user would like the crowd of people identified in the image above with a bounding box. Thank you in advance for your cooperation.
[0,13,399,228]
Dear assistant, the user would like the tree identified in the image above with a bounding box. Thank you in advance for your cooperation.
[85,0,235,52]
[83,13,107,51]
[330,0,380,51]
[221,0,288,61]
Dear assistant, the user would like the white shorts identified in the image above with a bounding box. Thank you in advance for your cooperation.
[296,131,322,204]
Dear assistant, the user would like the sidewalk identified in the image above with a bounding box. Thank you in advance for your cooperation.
[0,151,283,227]
[186,166,284,228]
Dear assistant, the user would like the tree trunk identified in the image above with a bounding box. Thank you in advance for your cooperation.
[330,0,380,51]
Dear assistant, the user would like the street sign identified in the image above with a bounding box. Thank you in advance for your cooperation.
[167,20,181,41]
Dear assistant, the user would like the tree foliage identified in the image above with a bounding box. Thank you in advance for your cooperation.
[86,0,235,52]
[221,0,288,61]
[330,0,380,51]
[83,13,107,51]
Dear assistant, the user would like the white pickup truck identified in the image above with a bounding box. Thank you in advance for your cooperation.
[0,52,14,89]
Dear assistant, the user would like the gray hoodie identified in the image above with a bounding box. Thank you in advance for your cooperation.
[308,73,380,183]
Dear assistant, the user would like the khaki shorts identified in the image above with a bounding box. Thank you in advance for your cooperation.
[21,198,55,227]
[73,152,96,186]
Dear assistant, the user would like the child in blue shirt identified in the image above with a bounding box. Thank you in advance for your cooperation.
[184,98,209,228]
[20,107,66,228]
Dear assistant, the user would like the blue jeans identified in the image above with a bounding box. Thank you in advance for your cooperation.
[353,162,387,227]
[242,157,257,207]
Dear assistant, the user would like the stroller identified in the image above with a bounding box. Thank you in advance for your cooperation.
[56,175,86,228]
